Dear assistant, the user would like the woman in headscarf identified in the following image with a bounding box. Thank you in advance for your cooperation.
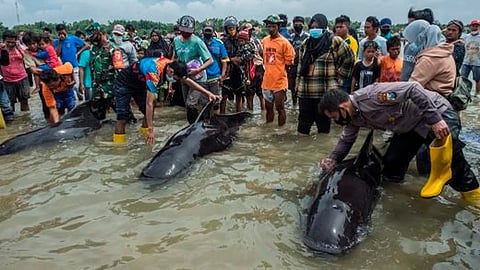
[145,29,169,58]
[296,13,354,136]
[404,19,455,97]
[404,19,457,177]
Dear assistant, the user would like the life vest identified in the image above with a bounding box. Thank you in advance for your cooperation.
[50,62,75,93]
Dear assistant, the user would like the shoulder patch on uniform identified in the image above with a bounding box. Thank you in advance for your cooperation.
[377,91,397,103]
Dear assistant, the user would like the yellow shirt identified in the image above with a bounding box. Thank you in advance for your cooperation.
[345,35,358,60]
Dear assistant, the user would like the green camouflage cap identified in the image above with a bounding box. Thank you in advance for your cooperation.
[85,22,101,35]
[263,15,284,24]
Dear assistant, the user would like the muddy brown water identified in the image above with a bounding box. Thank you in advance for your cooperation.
[0,94,479,270]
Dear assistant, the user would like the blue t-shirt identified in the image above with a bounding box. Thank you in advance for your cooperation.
[54,35,85,68]
[116,57,170,94]
[202,37,229,80]
[78,49,92,88]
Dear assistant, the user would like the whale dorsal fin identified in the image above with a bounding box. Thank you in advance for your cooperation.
[353,129,374,168]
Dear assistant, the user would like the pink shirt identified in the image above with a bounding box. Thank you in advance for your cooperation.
[0,47,27,82]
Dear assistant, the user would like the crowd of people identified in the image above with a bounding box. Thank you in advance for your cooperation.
[0,8,479,205]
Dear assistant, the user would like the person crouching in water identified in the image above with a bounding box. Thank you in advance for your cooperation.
[112,58,221,144]
[39,62,76,123]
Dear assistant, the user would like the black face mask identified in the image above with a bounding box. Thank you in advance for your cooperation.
[334,109,352,126]
[294,25,303,34]
[203,33,213,40]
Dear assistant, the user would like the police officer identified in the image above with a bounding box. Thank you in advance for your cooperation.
[318,81,480,203]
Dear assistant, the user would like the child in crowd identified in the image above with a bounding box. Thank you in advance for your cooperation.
[236,30,256,86]
[379,36,403,82]
[351,40,381,92]
[30,33,62,70]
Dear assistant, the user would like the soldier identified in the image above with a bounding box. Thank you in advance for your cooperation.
[318,81,480,203]
[85,22,116,108]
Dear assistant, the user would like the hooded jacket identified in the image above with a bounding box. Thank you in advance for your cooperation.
[409,43,456,96]
[401,19,445,81]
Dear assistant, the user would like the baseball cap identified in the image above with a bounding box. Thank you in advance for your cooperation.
[471,19,480,25]
[447,20,464,32]
[202,21,214,31]
[85,22,101,36]
[293,16,305,24]
[380,18,392,28]
[178,15,195,33]
[263,15,284,24]
[112,24,125,35]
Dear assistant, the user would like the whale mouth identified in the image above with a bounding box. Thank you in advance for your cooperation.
[302,224,369,256]
[302,235,349,255]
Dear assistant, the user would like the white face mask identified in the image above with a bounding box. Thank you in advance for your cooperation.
[113,35,122,45]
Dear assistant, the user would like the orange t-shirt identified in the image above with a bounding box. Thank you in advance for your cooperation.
[379,56,403,82]
[41,62,74,108]
[261,35,295,91]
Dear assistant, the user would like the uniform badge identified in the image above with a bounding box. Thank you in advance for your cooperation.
[377,92,397,103]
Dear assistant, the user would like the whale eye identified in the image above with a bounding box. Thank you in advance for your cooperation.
[332,204,341,211]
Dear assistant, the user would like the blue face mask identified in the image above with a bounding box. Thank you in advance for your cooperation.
[309,28,324,39]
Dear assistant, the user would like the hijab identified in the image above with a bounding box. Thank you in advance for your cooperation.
[299,13,332,77]
[403,19,445,52]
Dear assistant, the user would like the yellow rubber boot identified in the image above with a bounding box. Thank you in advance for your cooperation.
[461,188,480,203]
[0,112,5,129]
[139,127,148,134]
[420,134,453,198]
[113,133,126,144]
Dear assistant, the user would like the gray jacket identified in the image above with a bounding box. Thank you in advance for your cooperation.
[330,81,451,161]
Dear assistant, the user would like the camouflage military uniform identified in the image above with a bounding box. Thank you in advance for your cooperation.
[89,42,116,99]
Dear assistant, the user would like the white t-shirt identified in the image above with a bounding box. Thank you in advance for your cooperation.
[463,33,480,66]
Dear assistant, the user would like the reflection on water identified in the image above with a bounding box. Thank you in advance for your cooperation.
[0,95,479,269]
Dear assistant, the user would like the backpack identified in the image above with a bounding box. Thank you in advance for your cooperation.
[448,76,473,111]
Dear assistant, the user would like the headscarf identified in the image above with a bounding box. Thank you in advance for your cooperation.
[403,19,445,52]
[146,29,169,57]
[309,13,328,29]
[299,13,331,77]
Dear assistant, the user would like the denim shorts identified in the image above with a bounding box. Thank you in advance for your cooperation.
[262,89,286,103]
[54,89,76,111]
[114,85,146,121]
[461,64,480,81]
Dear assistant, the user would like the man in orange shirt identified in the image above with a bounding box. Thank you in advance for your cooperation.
[39,62,76,123]
[261,15,295,126]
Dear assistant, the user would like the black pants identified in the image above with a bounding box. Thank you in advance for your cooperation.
[297,97,331,135]
[383,108,478,192]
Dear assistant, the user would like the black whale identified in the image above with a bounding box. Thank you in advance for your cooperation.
[141,103,251,182]
[0,99,108,156]
[303,130,383,255]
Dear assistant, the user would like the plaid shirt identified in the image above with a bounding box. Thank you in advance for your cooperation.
[296,35,354,98]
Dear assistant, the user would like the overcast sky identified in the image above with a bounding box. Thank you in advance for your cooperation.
[0,0,478,28]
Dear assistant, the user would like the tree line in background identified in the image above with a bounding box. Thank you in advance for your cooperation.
[0,17,408,39]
